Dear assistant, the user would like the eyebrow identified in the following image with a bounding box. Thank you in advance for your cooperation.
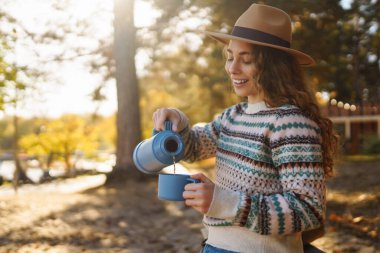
[226,49,252,56]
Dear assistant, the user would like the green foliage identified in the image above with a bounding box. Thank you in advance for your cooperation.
[0,43,24,110]
[361,134,380,155]
[0,116,35,152]
[0,117,13,151]
[1,0,379,160]
[0,114,115,169]
[0,15,33,113]
[19,116,81,169]
[143,0,380,126]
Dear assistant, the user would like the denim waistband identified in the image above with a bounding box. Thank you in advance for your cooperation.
[201,244,238,253]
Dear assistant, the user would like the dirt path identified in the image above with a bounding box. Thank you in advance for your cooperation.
[313,160,380,253]
[0,160,379,253]
[0,177,204,253]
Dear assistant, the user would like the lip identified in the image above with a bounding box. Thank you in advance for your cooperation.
[232,78,249,88]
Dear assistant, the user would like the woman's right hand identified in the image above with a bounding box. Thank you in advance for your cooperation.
[153,108,183,132]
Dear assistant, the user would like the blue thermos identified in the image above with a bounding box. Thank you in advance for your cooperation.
[133,121,185,174]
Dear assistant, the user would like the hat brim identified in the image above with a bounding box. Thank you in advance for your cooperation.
[204,31,315,67]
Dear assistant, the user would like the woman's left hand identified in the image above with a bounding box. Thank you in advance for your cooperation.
[183,173,215,214]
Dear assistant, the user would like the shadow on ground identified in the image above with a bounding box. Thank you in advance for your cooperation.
[311,160,380,253]
[1,160,380,253]
[0,178,203,253]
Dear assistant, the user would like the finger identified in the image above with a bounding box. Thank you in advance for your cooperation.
[184,198,202,207]
[184,198,210,213]
[152,110,160,130]
[157,109,172,131]
[153,108,181,132]
[153,108,165,130]
[155,109,169,131]
[168,109,181,132]
[190,173,212,184]
[157,108,166,131]
[183,190,202,199]
[160,109,180,131]
[184,181,210,191]
[171,120,179,132]
[185,182,201,191]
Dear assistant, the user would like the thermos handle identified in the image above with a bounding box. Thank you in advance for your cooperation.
[152,120,173,135]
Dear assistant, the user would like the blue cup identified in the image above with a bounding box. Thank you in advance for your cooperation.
[158,174,200,201]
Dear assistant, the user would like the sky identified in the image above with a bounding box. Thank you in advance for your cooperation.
[1,0,160,119]
[341,0,353,9]
[1,0,353,119]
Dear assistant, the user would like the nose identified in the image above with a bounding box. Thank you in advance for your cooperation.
[227,59,241,75]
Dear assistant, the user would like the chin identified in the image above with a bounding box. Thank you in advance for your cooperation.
[233,88,249,97]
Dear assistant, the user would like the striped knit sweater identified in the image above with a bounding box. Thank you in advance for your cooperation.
[178,101,326,253]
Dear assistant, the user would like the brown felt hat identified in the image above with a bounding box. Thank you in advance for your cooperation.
[205,4,315,66]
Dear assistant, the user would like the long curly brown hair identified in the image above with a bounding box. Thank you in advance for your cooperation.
[252,45,339,178]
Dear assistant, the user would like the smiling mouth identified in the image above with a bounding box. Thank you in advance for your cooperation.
[232,79,248,86]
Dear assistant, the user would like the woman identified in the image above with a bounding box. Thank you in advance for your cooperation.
[153,4,338,253]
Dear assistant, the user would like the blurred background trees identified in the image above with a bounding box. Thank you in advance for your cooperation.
[0,0,379,183]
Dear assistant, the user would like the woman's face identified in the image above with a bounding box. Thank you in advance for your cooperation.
[225,40,264,103]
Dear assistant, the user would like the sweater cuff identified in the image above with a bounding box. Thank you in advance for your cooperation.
[169,108,189,132]
[206,185,241,220]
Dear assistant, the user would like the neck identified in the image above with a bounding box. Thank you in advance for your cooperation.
[245,101,268,114]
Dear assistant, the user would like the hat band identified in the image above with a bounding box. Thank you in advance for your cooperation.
[231,26,290,48]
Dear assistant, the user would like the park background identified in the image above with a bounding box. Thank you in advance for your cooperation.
[0,0,379,252]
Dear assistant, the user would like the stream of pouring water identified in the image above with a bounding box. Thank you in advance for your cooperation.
[172,156,176,174]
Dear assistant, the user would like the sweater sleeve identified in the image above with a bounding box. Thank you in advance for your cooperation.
[204,110,325,235]
[180,110,224,162]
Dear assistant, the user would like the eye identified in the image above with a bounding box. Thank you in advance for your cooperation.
[243,57,254,65]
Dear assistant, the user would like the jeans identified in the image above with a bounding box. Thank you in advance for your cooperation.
[201,243,326,253]
[201,244,238,253]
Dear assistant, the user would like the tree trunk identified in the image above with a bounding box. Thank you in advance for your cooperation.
[12,114,30,191]
[12,114,21,191]
[108,0,142,182]
[64,152,73,177]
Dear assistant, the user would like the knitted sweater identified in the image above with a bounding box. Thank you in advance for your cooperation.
[179,102,325,253]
